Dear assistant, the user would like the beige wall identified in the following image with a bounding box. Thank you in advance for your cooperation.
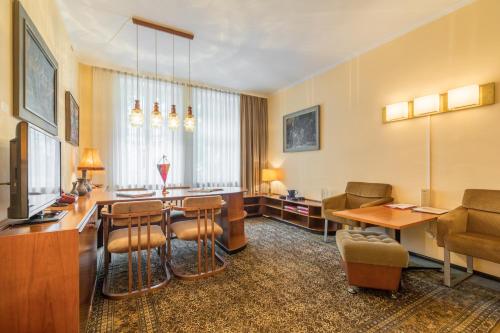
[268,0,500,276]
[0,0,80,220]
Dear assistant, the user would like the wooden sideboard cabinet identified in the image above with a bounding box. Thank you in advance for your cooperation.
[0,204,99,332]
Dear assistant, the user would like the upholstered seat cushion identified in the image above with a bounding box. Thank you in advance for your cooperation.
[107,225,166,253]
[336,230,408,268]
[446,232,500,263]
[170,219,223,241]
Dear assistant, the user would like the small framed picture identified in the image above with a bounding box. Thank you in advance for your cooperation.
[65,91,79,146]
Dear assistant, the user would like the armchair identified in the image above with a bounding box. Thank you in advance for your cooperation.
[437,189,500,287]
[322,182,393,241]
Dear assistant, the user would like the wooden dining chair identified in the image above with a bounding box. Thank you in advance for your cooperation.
[168,195,227,280]
[102,200,171,299]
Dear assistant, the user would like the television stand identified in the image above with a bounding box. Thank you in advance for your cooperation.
[29,210,68,224]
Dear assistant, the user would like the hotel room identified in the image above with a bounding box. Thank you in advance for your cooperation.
[0,0,499,332]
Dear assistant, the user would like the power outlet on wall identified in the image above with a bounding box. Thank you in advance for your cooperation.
[421,188,431,207]
[0,101,9,114]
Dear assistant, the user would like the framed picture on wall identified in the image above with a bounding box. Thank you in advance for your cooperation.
[65,91,79,146]
[13,1,58,136]
[283,105,320,152]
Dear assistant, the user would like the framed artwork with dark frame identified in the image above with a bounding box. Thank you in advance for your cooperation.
[13,0,58,136]
[65,91,79,146]
[283,105,320,152]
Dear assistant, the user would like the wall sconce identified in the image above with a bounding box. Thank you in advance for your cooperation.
[413,94,440,117]
[383,101,411,122]
[447,84,480,110]
[383,82,495,123]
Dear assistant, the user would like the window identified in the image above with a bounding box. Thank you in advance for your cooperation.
[96,69,240,189]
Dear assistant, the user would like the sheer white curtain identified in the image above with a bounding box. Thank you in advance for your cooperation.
[113,72,186,189]
[192,88,240,187]
[92,67,240,190]
[93,68,185,189]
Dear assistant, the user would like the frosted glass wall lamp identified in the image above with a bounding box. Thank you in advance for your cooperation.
[383,82,495,123]
[383,101,411,122]
[413,94,440,117]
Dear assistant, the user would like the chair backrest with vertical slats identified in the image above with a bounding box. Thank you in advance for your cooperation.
[182,196,222,218]
[107,200,166,293]
[111,200,164,226]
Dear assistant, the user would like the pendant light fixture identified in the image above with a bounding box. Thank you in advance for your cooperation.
[151,30,163,127]
[129,24,144,127]
[184,40,195,131]
[131,17,195,129]
[168,34,179,128]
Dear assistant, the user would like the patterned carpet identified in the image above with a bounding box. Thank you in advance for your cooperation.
[87,217,500,332]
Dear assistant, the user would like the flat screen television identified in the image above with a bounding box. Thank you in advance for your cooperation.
[8,121,61,220]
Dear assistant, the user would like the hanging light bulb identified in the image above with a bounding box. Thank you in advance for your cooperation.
[168,104,179,128]
[184,106,195,131]
[151,102,163,127]
[130,99,144,126]
[130,24,143,127]
[184,40,195,131]
[151,30,163,128]
[168,33,179,128]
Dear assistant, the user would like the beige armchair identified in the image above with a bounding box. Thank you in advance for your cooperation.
[322,182,393,241]
[437,189,500,287]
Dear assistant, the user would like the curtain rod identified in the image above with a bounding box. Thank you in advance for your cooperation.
[93,65,241,95]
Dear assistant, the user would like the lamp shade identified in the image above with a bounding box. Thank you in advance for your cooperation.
[262,168,279,182]
[413,94,440,116]
[78,148,105,170]
[447,84,480,110]
[385,102,409,122]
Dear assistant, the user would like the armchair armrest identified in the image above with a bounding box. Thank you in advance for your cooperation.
[322,193,346,217]
[436,206,468,247]
[360,197,394,208]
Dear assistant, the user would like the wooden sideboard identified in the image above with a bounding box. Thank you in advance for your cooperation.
[0,187,247,332]
[0,201,98,332]
[244,194,339,233]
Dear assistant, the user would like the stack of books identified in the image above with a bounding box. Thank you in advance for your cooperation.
[297,206,309,215]
[283,205,310,215]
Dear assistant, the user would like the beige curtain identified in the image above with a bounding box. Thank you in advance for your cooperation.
[240,95,268,195]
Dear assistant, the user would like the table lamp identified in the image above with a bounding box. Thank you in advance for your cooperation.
[77,148,105,195]
[262,168,280,194]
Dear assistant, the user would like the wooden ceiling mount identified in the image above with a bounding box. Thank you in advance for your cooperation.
[132,17,194,40]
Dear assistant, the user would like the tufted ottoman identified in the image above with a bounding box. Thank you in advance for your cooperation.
[336,230,409,298]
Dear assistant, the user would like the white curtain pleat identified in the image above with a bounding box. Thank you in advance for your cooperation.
[92,67,240,190]
[192,87,240,187]
[113,72,185,189]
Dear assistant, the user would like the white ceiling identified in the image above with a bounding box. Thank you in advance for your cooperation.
[56,0,473,95]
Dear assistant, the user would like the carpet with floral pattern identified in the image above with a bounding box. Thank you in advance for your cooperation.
[86,217,500,332]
